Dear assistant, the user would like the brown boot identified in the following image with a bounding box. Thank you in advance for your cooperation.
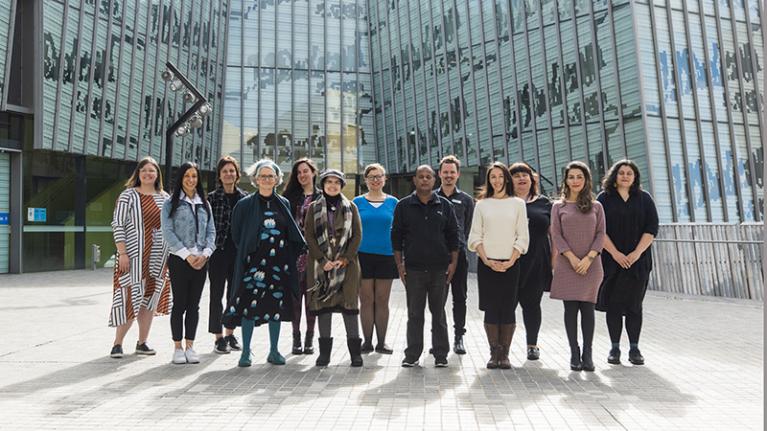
[498,324,516,369]
[484,323,500,369]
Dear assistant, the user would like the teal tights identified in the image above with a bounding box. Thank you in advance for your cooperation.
[240,318,282,353]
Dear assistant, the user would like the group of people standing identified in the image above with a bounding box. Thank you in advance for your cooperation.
[108,153,658,372]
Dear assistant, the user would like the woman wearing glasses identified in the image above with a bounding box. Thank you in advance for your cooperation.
[223,159,306,367]
[353,164,399,354]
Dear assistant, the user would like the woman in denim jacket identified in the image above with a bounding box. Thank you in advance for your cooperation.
[161,162,216,365]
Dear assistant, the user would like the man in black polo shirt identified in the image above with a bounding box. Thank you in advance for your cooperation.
[392,165,459,368]
[437,155,475,355]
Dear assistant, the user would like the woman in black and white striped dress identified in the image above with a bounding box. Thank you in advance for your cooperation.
[109,157,172,358]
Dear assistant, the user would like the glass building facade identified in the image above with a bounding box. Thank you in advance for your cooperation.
[39,0,228,169]
[222,0,376,179]
[366,0,764,223]
[0,0,229,273]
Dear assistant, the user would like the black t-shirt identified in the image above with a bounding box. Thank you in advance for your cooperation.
[596,190,659,278]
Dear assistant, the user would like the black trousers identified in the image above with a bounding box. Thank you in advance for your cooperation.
[168,254,207,342]
[404,269,449,360]
[207,247,237,334]
[443,250,468,336]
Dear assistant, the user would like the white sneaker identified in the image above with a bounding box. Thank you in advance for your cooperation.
[185,347,200,364]
[172,348,187,364]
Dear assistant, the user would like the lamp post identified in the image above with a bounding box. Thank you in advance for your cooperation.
[160,61,212,189]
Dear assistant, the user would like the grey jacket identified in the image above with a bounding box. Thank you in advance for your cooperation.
[161,195,216,260]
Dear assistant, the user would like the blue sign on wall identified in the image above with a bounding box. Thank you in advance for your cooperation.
[0,212,8,225]
[27,208,46,223]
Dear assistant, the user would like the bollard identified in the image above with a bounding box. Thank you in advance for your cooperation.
[92,244,101,270]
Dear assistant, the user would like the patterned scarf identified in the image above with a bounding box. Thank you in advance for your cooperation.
[307,194,353,302]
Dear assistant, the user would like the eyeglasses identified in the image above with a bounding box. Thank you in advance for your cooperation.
[366,175,384,181]
[258,175,277,181]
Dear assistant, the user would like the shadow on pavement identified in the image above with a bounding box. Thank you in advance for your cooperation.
[39,352,229,416]
[0,354,145,396]
[357,353,463,420]
[144,352,380,419]
[458,357,696,427]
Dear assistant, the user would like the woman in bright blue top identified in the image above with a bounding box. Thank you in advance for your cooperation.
[353,163,399,354]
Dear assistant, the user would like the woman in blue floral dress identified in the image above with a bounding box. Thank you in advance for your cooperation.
[223,159,305,367]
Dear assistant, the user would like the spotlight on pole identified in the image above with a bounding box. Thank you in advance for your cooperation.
[161,61,210,190]
[189,115,203,129]
[170,79,184,92]
[198,102,213,117]
[175,123,190,137]
[161,69,174,81]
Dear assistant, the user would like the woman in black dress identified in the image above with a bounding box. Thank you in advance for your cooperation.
[596,160,658,366]
[283,158,321,355]
[224,159,306,367]
[509,162,552,361]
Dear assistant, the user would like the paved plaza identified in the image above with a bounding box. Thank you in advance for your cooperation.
[0,269,762,430]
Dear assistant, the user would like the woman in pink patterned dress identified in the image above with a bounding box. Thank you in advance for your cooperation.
[549,161,605,372]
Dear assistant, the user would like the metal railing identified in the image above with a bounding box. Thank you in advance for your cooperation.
[649,223,764,300]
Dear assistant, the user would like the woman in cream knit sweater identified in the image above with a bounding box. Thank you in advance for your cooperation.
[467,162,529,369]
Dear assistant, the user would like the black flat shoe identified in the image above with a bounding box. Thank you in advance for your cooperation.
[527,346,540,361]
[607,348,621,365]
[628,349,645,365]
[361,341,374,353]
[375,343,393,354]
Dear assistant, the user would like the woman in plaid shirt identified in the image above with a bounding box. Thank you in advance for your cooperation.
[207,156,248,354]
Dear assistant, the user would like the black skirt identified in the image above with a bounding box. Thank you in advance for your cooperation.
[596,270,649,313]
[477,259,520,312]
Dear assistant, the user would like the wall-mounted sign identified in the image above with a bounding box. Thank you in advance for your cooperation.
[27,208,46,223]
[0,212,8,225]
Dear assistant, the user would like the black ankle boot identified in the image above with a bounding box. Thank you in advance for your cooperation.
[303,331,314,355]
[607,347,621,364]
[628,348,644,365]
[581,346,595,372]
[570,345,582,371]
[292,331,303,355]
[315,337,332,366]
[347,337,363,367]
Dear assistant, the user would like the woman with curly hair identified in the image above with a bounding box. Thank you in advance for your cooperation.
[549,161,605,372]
[596,160,658,366]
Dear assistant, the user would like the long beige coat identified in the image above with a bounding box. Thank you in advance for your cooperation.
[304,200,362,314]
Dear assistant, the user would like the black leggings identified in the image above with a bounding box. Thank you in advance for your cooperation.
[517,287,544,345]
[606,307,643,344]
[563,301,594,349]
[168,255,207,342]
[604,274,646,345]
